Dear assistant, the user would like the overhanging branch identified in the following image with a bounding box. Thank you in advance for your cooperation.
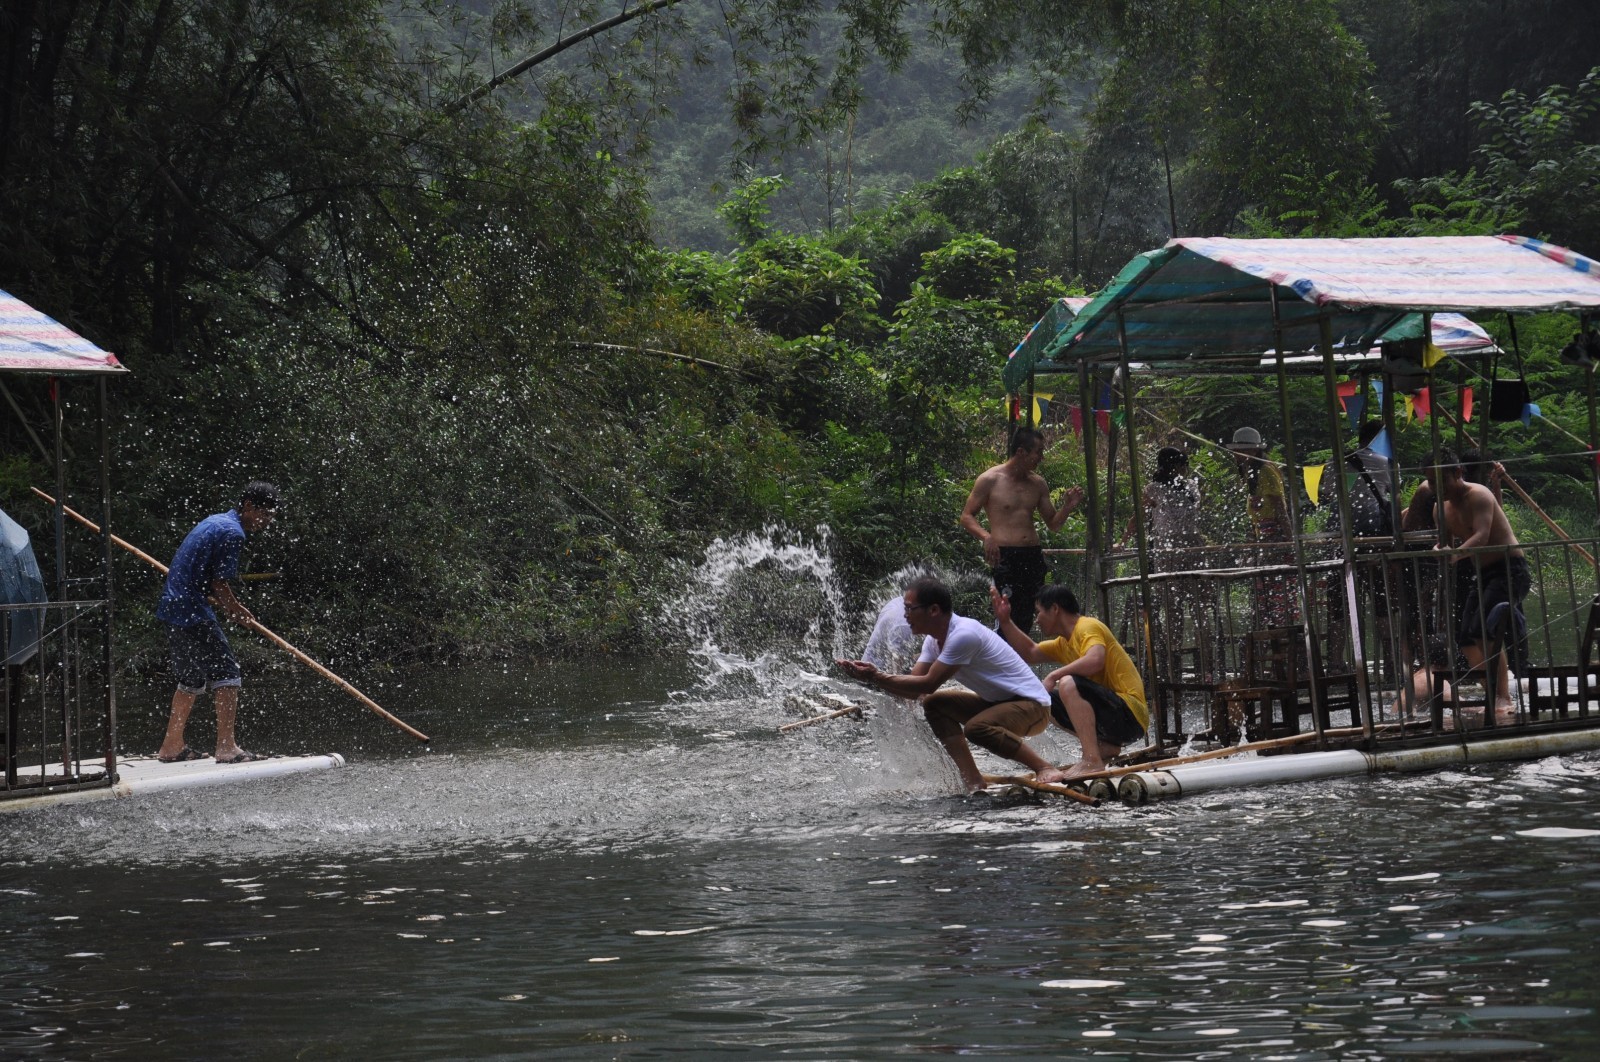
[439,0,685,118]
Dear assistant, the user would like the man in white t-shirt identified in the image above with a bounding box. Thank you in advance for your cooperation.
[837,575,1054,791]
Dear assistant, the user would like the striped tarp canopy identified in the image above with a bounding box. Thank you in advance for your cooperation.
[1007,296,1092,370]
[0,288,125,375]
[1005,235,1600,390]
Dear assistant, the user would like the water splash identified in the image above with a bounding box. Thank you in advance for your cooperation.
[663,526,854,698]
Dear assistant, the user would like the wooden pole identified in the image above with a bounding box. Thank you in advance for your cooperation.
[777,703,862,732]
[32,487,430,743]
[981,772,1100,805]
[1498,474,1598,570]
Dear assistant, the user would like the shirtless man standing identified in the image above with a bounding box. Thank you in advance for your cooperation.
[1398,450,1527,721]
[959,427,1084,634]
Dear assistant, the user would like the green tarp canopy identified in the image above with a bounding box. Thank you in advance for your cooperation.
[1003,235,1600,392]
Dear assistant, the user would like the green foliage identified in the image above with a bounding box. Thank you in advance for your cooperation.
[918,235,1016,301]
[733,234,883,341]
[1468,67,1600,250]
[660,250,740,315]
[717,176,790,246]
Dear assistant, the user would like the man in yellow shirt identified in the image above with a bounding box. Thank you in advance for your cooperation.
[992,583,1149,780]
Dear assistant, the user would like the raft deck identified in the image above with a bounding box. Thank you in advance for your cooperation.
[0,752,345,813]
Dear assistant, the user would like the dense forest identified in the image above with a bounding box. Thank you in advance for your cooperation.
[1,0,1597,665]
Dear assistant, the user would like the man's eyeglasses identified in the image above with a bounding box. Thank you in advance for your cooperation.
[904,602,930,613]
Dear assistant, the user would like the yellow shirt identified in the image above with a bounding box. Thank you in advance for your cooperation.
[1037,615,1149,728]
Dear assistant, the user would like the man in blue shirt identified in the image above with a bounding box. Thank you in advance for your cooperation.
[155,481,280,764]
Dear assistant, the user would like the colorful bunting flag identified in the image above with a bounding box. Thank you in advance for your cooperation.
[1336,379,1359,411]
[1068,404,1083,436]
[1031,391,1053,426]
[1402,394,1415,422]
[1345,394,1365,429]
[1522,402,1542,428]
[1368,427,1393,460]
[1303,465,1325,502]
[1423,341,1448,370]
[1414,387,1431,420]
[1463,386,1474,423]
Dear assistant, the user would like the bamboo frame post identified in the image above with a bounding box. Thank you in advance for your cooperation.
[1319,316,1372,739]
[1116,317,1157,748]
[1079,361,1103,604]
[1268,286,1326,739]
[1587,332,1600,595]
[98,379,118,776]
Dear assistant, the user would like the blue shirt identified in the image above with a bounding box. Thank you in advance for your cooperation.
[156,510,247,627]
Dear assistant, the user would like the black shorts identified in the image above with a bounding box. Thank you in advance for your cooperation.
[992,546,1048,632]
[1455,555,1531,646]
[1050,677,1147,747]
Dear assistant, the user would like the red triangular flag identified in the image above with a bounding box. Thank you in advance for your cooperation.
[1462,386,1474,423]
[1336,378,1359,411]
[1413,386,1431,420]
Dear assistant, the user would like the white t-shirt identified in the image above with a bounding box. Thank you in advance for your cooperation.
[917,614,1050,706]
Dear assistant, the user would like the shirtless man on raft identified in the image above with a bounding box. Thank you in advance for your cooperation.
[960,427,1084,634]
[1396,450,1527,722]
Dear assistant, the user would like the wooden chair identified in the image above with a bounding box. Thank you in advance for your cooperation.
[1306,632,1361,731]
[1235,626,1305,741]
[1522,594,1600,721]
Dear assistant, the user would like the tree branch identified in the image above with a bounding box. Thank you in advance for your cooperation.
[438,0,685,118]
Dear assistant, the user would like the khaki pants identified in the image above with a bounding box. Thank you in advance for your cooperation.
[922,690,1050,761]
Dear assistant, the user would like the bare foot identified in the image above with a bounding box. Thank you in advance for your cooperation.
[1034,767,1069,784]
[1060,761,1106,781]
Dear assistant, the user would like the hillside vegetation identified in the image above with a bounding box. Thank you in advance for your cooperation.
[0,0,1596,663]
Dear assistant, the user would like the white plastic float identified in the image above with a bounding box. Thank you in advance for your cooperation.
[0,752,346,813]
[1116,728,1600,805]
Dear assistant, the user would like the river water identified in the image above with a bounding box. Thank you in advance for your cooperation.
[5,535,1600,1059]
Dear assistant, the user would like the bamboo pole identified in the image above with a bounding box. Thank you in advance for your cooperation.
[980,772,1100,805]
[777,703,862,732]
[32,487,430,743]
[1499,474,1598,570]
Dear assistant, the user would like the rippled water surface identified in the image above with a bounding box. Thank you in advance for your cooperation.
[7,657,1600,1060]
[7,536,1600,1059]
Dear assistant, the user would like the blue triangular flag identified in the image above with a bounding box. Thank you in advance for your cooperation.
[1368,427,1392,460]
[1345,394,1365,429]
[1522,402,1541,428]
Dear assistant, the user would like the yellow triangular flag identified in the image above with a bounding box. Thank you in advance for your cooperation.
[1402,393,1414,423]
[1303,464,1325,503]
[1422,341,1448,370]
[1031,391,1054,425]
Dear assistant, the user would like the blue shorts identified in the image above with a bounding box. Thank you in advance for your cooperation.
[168,620,241,694]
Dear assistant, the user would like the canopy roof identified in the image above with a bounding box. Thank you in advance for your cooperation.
[0,288,126,375]
[1005,235,1600,390]
[1008,296,1092,370]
